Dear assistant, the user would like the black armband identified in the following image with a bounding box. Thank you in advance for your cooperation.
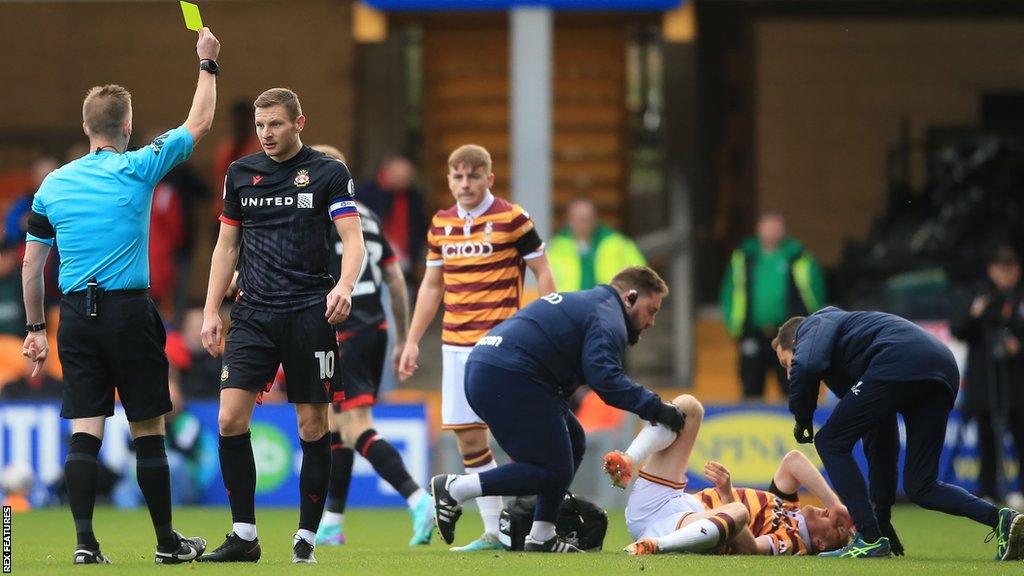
[768,479,799,502]
[514,227,543,256]
[27,211,55,239]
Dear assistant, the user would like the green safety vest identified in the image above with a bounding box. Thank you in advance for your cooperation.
[727,250,821,338]
[547,231,646,292]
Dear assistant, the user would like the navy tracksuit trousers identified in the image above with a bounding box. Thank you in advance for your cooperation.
[815,379,999,538]
[464,360,586,524]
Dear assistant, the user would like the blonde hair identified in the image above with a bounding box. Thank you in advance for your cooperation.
[82,84,131,140]
[447,144,492,174]
[311,144,346,163]
[254,88,302,121]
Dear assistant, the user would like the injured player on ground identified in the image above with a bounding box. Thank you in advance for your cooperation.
[603,394,852,556]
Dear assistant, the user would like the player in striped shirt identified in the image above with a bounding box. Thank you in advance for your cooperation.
[602,394,852,556]
[398,144,556,551]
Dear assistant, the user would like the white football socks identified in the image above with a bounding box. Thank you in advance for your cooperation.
[233,522,257,541]
[625,422,678,466]
[529,521,556,542]
[320,511,343,526]
[448,474,482,503]
[466,460,502,536]
[406,488,427,509]
[655,518,721,553]
[295,529,316,546]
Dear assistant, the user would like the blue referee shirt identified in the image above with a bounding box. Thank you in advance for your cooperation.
[26,125,194,294]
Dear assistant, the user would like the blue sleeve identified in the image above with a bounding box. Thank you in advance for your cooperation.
[25,189,53,246]
[581,314,661,420]
[130,125,194,185]
[788,314,840,424]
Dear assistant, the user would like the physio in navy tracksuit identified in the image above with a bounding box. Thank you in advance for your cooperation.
[775,306,1022,559]
[430,266,685,553]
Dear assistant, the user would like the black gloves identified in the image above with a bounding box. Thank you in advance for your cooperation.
[879,519,904,556]
[794,420,815,444]
[652,403,685,433]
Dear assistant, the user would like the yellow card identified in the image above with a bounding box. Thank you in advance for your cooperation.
[180,1,203,31]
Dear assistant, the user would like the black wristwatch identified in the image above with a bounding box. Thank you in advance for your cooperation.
[25,322,46,333]
[200,59,220,76]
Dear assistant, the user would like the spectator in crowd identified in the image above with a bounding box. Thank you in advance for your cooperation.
[719,212,825,399]
[4,157,61,308]
[162,162,210,322]
[0,240,24,336]
[149,155,187,319]
[4,157,57,248]
[950,244,1024,507]
[211,99,261,218]
[547,197,646,292]
[359,155,428,283]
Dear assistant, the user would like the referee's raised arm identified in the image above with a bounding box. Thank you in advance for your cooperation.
[185,27,221,143]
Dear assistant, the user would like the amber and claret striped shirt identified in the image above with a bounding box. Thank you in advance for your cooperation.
[697,487,810,556]
[426,193,544,347]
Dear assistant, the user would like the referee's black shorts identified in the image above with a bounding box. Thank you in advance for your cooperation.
[58,291,171,422]
[221,299,343,404]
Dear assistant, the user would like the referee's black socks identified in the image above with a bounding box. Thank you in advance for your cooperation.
[133,435,177,551]
[299,433,331,533]
[65,432,102,551]
[219,432,257,527]
[356,429,419,499]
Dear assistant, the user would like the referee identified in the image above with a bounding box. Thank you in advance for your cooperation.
[22,28,221,565]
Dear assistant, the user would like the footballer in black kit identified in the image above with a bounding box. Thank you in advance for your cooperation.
[329,202,395,408]
[219,145,355,403]
[200,89,366,565]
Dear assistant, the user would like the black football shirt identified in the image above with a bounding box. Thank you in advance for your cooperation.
[222,146,359,312]
[329,202,396,333]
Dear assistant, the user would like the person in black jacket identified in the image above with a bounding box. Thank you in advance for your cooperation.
[774,307,1023,560]
[950,245,1024,504]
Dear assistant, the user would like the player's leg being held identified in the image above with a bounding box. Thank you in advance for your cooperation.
[607,394,702,488]
[343,405,433,545]
[441,346,503,551]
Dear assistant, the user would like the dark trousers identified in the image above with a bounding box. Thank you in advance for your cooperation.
[464,361,586,523]
[974,408,1024,499]
[814,380,999,537]
[739,331,789,398]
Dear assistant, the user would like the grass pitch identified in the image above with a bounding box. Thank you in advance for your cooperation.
[7,505,1022,575]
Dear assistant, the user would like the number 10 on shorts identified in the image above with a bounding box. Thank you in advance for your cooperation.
[314,351,335,379]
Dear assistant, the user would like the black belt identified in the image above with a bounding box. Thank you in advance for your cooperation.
[64,288,148,298]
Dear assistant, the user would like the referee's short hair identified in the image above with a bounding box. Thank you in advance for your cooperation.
[773,316,806,352]
[254,88,302,122]
[610,266,669,297]
[83,84,131,140]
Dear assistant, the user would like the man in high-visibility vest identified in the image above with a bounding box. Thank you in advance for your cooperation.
[548,197,647,292]
[719,212,825,399]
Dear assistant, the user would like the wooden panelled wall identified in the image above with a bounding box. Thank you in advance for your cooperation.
[422,15,627,228]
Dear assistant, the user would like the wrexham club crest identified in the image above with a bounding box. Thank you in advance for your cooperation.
[294,169,310,188]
